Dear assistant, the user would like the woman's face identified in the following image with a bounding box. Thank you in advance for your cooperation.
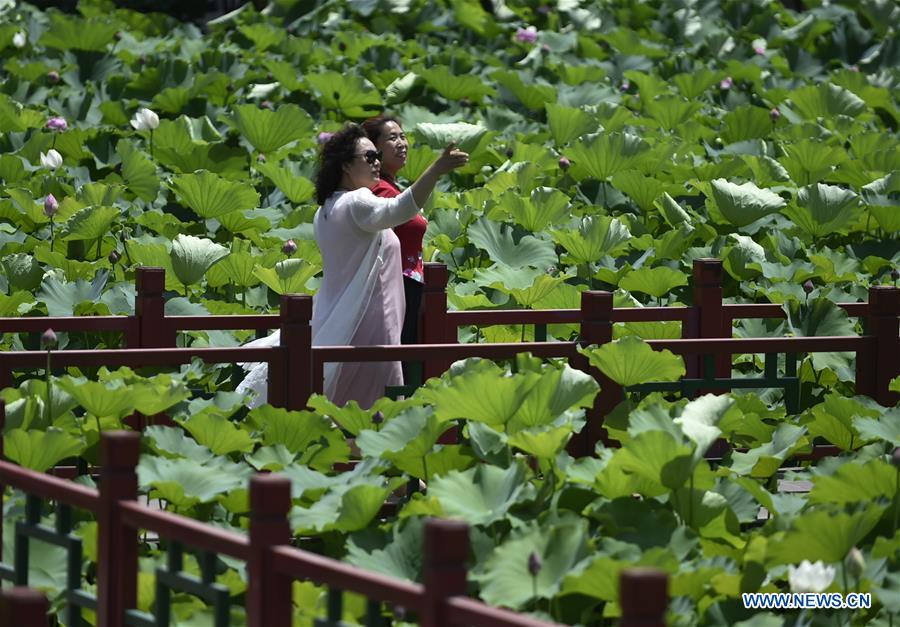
[342,137,382,190]
[374,121,407,177]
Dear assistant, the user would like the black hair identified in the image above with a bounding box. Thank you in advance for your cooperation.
[315,124,367,205]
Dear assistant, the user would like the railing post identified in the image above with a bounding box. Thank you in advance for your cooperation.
[97,432,140,627]
[247,474,292,627]
[278,294,313,411]
[422,519,469,627]
[0,587,50,627]
[692,258,728,385]
[619,568,668,627]
[860,286,900,406]
[572,290,616,456]
[134,267,174,348]
[422,263,452,381]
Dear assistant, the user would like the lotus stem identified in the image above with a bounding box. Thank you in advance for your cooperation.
[49,217,54,253]
[45,350,52,425]
[149,129,154,158]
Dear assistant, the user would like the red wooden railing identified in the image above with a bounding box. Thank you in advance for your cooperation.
[0,430,670,627]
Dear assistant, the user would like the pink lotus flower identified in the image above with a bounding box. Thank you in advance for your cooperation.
[719,77,734,90]
[47,70,60,83]
[770,108,780,122]
[282,239,297,255]
[559,156,570,170]
[41,328,58,350]
[44,193,59,217]
[46,117,68,132]
[515,26,538,43]
[317,131,334,145]
[754,46,766,55]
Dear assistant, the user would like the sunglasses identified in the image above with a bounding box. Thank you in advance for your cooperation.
[357,150,383,165]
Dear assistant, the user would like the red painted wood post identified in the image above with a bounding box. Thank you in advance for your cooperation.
[571,290,616,456]
[0,400,4,564]
[0,587,50,627]
[247,474,292,627]
[692,259,728,384]
[863,286,900,406]
[134,267,175,348]
[97,432,140,627]
[421,263,452,381]
[278,294,313,411]
[619,568,668,627]
[421,519,469,627]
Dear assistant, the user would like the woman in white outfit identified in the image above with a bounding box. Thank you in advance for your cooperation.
[238,124,468,409]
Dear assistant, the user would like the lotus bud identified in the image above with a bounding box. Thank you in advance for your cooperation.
[770,107,780,122]
[619,80,630,92]
[892,447,900,468]
[317,131,334,145]
[393,606,407,620]
[12,31,26,48]
[47,70,60,83]
[505,146,514,158]
[40,149,63,171]
[515,26,538,44]
[138,54,146,65]
[46,117,68,132]
[372,410,384,425]
[260,100,273,110]
[226,83,234,93]
[559,156,570,170]
[338,41,347,52]
[541,43,551,54]
[527,551,542,576]
[752,38,767,55]
[845,547,865,578]
[130,108,159,131]
[282,239,297,256]
[536,5,551,14]
[803,279,815,294]
[257,153,266,163]
[266,72,274,80]
[891,268,899,281]
[546,265,557,275]
[850,65,859,72]
[114,31,123,41]
[108,250,120,265]
[720,76,734,90]
[41,328,58,350]
[43,193,59,217]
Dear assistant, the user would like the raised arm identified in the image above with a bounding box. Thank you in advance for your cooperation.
[408,143,469,208]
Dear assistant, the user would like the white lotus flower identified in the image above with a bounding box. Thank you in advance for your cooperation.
[12,31,26,49]
[788,560,836,593]
[130,108,159,131]
[40,149,63,170]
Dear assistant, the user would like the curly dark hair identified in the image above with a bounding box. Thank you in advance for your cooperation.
[315,124,367,205]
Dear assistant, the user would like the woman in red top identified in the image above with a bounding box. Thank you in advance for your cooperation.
[362,117,427,373]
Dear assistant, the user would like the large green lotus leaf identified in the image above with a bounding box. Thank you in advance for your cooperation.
[467,217,557,268]
[429,462,531,526]
[229,104,313,154]
[861,172,900,232]
[472,519,590,609]
[473,265,543,292]
[507,424,573,459]
[417,65,496,101]
[2,253,44,292]
[248,405,350,469]
[502,188,571,232]
[346,518,424,584]
[769,506,885,566]
[206,251,261,289]
[385,72,418,105]
[117,140,159,203]
[39,13,117,51]
[217,210,271,235]
[853,408,900,447]
[415,359,542,427]
[809,459,896,505]
[779,140,847,186]
[672,69,720,100]
[618,266,688,299]
[392,445,477,481]
[655,192,691,227]
[138,456,251,507]
[153,121,247,177]
[3,519,69,592]
[246,445,297,471]
[168,171,259,219]
[56,378,135,419]
[0,291,33,316]
[493,70,557,111]
[293,481,397,534]
[255,161,316,204]
[784,298,856,338]
[124,242,180,292]
[610,170,673,212]
[567,132,652,181]
[306,71,383,118]
[550,215,631,265]
[124,377,190,416]
[801,395,878,451]
[37,271,108,316]
[545,103,596,146]
[414,122,489,154]
[355,406,448,459]
[61,206,120,241]
[720,105,774,144]
[170,234,230,287]
[78,183,123,208]
[238,22,285,51]
[508,363,598,433]
[729,423,807,478]
[788,83,867,120]
[306,394,418,437]
[144,426,215,463]
[705,179,786,227]
[253,259,319,295]
[616,430,694,491]
[674,395,733,462]
[643,96,702,131]
[615,321,682,340]
[180,412,257,456]
[3,428,85,472]
[579,336,685,387]
[783,183,861,238]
